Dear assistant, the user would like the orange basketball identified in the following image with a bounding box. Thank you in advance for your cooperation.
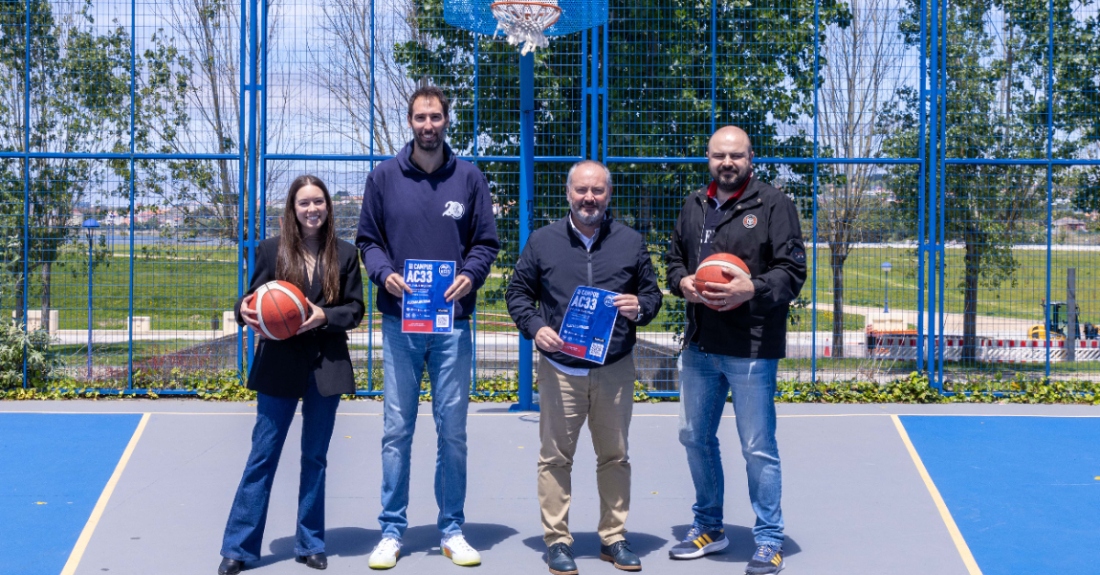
[694,253,752,310]
[252,280,308,340]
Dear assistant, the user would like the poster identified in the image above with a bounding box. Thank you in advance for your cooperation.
[558,286,620,364]
[401,259,455,334]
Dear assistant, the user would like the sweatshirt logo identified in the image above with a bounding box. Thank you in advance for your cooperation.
[442,201,465,219]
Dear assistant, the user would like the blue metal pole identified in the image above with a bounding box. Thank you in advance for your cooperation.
[237,0,248,378]
[927,0,939,385]
[1044,0,1054,378]
[512,52,537,412]
[602,24,609,163]
[937,0,947,388]
[259,0,268,239]
[128,0,136,388]
[581,29,587,155]
[711,0,717,133]
[917,0,927,373]
[368,0,376,391]
[87,233,93,380]
[471,38,480,392]
[590,29,598,160]
[22,0,32,388]
[811,0,820,381]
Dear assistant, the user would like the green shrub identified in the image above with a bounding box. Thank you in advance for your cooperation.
[0,322,59,389]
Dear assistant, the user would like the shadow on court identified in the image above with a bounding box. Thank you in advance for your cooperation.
[668,524,802,562]
[522,530,669,559]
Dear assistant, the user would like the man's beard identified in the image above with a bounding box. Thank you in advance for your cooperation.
[714,166,751,192]
[414,129,444,151]
[571,200,605,226]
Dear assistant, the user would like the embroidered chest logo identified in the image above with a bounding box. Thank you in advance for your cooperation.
[442,201,465,219]
[743,214,758,229]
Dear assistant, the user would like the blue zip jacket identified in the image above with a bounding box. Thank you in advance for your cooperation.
[356,141,501,319]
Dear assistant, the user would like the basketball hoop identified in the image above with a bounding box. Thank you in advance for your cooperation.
[443,0,607,54]
[490,1,561,55]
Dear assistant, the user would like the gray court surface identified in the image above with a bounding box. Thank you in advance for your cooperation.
[9,401,1097,575]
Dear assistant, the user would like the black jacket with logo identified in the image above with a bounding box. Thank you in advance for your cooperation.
[234,237,365,398]
[506,215,664,368]
[666,177,807,358]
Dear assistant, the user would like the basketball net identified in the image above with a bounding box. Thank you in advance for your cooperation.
[490,1,561,55]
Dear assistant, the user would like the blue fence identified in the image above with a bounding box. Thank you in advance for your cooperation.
[2,0,1099,396]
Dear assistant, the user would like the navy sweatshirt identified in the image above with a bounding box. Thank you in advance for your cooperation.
[356,141,501,319]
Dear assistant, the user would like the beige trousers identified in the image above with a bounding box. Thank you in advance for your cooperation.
[537,353,635,547]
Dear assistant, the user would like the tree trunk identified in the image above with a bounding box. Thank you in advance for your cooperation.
[14,286,24,321]
[40,260,51,328]
[962,241,981,363]
[830,249,847,358]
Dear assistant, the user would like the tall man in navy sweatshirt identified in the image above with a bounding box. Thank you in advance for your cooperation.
[356,86,501,570]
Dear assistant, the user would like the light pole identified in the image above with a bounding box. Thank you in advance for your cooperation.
[881,261,892,313]
[83,218,99,379]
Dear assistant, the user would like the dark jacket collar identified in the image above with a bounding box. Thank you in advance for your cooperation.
[694,177,763,209]
[397,140,457,178]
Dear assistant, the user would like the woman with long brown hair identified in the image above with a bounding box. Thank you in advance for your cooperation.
[218,175,364,574]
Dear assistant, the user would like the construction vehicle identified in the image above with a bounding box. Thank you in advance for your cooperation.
[1028,301,1099,340]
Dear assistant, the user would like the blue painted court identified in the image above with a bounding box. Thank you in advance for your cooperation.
[0,413,143,575]
[1,404,1098,575]
[901,415,1100,575]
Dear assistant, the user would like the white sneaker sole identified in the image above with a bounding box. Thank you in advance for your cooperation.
[669,537,729,560]
[368,550,399,570]
[442,546,481,566]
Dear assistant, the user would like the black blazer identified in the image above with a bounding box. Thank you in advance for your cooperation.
[234,237,365,398]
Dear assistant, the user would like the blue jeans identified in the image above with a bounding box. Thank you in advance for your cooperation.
[677,344,784,547]
[221,376,341,561]
[379,315,472,540]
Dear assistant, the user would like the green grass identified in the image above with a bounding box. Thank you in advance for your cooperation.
[796,246,1100,323]
[10,245,1100,333]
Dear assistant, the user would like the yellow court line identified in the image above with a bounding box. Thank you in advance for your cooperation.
[890,414,983,575]
[60,412,151,575]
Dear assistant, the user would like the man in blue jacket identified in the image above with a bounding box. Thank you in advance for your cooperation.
[506,160,663,575]
[356,86,501,569]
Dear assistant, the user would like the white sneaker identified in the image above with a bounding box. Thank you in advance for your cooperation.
[441,534,482,566]
[369,537,401,570]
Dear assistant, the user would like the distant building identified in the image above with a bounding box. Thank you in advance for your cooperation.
[1053,217,1087,232]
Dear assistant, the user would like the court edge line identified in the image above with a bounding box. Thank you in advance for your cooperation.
[890,414,983,575]
[59,412,151,575]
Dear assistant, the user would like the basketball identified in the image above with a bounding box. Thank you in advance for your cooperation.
[251,280,309,340]
[694,253,752,310]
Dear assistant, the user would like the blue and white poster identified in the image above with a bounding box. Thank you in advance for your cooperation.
[558,286,620,364]
[401,259,455,334]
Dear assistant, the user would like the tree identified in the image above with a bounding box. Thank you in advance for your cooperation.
[0,0,134,322]
[880,0,1100,361]
[132,0,292,245]
[816,0,903,357]
[310,0,419,155]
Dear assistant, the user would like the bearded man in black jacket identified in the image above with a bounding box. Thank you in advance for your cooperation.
[665,126,806,575]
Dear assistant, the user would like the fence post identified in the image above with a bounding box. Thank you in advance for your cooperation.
[511,52,538,412]
[1067,268,1076,363]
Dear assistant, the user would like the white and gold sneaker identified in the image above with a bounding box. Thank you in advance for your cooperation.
[368,537,401,570]
[441,534,481,566]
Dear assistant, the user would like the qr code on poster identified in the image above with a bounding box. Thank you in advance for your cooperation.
[590,342,605,357]
[436,314,450,329]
